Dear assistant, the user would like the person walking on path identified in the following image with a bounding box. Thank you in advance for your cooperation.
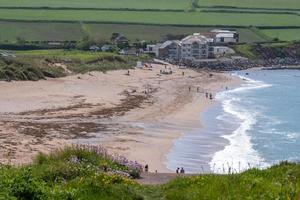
[145,164,149,172]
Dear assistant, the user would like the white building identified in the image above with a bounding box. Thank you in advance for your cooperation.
[210,29,239,43]
[180,33,214,61]
[145,44,161,56]
[157,40,181,61]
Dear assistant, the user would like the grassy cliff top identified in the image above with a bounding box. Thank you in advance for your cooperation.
[0,146,300,199]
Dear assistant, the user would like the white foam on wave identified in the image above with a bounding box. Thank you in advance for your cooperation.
[210,75,272,173]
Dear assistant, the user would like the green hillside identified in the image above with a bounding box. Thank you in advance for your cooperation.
[1,147,300,199]
[0,0,189,10]
[199,0,300,10]
[0,0,299,44]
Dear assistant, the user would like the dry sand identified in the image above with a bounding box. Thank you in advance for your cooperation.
[0,64,239,171]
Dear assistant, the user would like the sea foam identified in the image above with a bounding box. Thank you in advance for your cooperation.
[210,75,272,173]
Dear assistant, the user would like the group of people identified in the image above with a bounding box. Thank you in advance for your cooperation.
[176,167,185,174]
[188,86,214,100]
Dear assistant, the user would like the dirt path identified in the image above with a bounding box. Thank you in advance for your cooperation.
[137,172,195,185]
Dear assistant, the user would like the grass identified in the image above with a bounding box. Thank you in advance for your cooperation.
[0,21,83,42]
[0,50,149,81]
[198,0,300,10]
[234,42,300,60]
[1,147,300,200]
[261,29,300,41]
[0,1,298,43]
[0,0,190,10]
[234,44,260,59]
[0,9,298,27]
[0,21,269,43]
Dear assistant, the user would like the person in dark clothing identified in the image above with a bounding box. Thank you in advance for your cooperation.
[180,167,185,174]
[176,167,180,174]
[145,164,149,172]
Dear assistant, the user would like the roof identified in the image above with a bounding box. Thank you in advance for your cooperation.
[159,40,180,49]
[181,34,212,44]
[215,33,235,38]
[211,29,236,34]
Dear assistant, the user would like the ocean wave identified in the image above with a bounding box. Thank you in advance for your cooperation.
[210,75,272,173]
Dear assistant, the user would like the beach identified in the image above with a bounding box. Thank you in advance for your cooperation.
[0,64,239,172]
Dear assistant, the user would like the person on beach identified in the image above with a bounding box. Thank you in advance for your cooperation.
[182,72,185,76]
[180,167,185,174]
[145,164,149,172]
[176,167,180,174]
[189,86,191,92]
[197,87,199,93]
[205,92,208,98]
[210,93,213,100]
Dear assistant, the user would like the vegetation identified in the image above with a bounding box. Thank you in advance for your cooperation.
[261,28,300,42]
[234,42,300,60]
[198,0,300,10]
[0,0,190,10]
[0,50,149,81]
[0,9,297,27]
[0,0,298,43]
[0,22,271,43]
[1,147,300,200]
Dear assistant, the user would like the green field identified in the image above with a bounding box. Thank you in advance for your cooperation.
[199,0,300,10]
[0,0,189,10]
[0,9,298,27]
[0,22,271,43]
[261,29,300,41]
[0,0,299,43]
[0,21,83,42]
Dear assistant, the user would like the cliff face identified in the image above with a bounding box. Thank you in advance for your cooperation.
[253,42,300,60]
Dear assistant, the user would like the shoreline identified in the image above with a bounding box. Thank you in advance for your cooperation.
[0,64,240,173]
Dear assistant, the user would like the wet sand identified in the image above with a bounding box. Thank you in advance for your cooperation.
[0,64,239,171]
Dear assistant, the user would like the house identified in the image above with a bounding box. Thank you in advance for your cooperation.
[158,40,181,61]
[89,45,100,52]
[180,33,214,61]
[210,29,239,43]
[145,44,161,56]
[111,33,129,46]
[101,44,113,52]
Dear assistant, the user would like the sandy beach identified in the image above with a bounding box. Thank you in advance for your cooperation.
[0,64,239,172]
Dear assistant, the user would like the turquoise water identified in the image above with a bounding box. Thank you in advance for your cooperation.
[167,70,300,173]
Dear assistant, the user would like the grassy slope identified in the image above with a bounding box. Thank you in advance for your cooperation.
[0,9,298,27]
[0,50,148,81]
[1,147,300,200]
[0,21,268,43]
[0,0,189,10]
[0,21,83,42]
[261,29,300,41]
[199,0,300,9]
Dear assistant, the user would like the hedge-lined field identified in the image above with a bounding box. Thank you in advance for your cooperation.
[199,0,300,10]
[261,28,300,41]
[0,21,270,43]
[0,9,298,27]
[0,0,189,10]
[0,21,83,42]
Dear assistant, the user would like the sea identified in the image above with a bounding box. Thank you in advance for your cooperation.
[167,69,300,174]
